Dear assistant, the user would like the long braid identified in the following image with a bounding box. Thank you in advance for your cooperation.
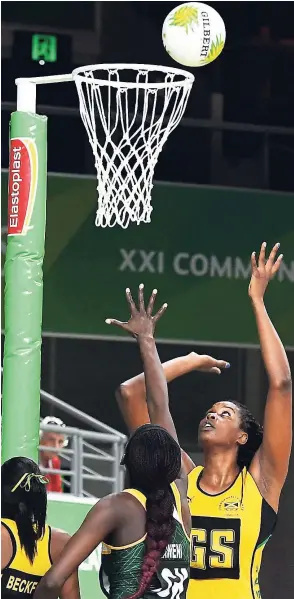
[122,425,181,599]
[127,488,175,599]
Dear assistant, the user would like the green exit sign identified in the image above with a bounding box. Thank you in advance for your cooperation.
[31,34,57,63]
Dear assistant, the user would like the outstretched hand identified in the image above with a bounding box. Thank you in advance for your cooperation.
[106,284,167,339]
[189,352,230,375]
[249,242,283,302]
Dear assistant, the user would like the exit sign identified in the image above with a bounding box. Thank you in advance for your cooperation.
[31,34,57,63]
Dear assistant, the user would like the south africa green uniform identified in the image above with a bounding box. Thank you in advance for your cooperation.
[99,482,190,599]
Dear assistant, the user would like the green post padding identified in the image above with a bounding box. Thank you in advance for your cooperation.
[2,111,47,463]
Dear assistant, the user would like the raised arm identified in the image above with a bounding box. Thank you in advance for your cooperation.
[116,352,228,433]
[107,285,179,442]
[107,286,229,474]
[249,243,292,510]
[137,306,179,443]
[34,495,124,599]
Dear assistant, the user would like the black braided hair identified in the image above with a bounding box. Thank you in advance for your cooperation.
[233,401,263,468]
[122,424,181,599]
[1,457,47,563]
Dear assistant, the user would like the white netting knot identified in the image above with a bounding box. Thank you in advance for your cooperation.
[73,64,194,228]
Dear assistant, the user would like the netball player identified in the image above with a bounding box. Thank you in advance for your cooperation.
[115,243,292,599]
[1,456,80,598]
[34,289,191,599]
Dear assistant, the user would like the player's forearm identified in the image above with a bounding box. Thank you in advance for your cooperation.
[116,354,195,432]
[34,578,59,599]
[252,298,291,390]
[119,353,194,396]
[137,335,169,419]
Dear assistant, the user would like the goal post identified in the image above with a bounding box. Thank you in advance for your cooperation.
[2,76,73,463]
[1,66,193,463]
[2,106,47,462]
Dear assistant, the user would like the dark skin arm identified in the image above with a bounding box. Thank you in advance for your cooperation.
[115,356,196,474]
[107,284,191,534]
[248,243,292,512]
[112,288,229,475]
[107,285,179,443]
[34,495,125,599]
[50,529,80,599]
[35,286,188,597]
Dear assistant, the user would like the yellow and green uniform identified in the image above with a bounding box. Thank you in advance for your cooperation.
[187,466,277,599]
[1,518,52,597]
[100,483,190,599]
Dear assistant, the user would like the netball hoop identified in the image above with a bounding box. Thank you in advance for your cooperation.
[3,64,193,460]
[73,64,194,228]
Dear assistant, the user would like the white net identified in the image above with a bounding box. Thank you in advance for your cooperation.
[73,64,194,228]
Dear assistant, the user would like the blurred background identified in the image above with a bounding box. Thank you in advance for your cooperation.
[1,2,294,598]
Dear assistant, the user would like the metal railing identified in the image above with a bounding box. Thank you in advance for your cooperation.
[39,422,125,497]
[1,366,127,498]
[39,387,126,498]
[40,387,126,441]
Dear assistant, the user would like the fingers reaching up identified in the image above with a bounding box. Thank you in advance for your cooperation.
[106,285,167,338]
[249,242,283,300]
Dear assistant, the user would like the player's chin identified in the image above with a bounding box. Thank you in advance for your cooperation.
[198,427,217,444]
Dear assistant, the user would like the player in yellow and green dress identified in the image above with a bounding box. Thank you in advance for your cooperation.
[115,242,292,599]
[35,286,191,599]
[1,457,79,599]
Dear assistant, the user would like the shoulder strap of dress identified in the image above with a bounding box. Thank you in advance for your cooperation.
[187,465,203,499]
[123,485,182,516]
[170,482,182,518]
[123,488,147,509]
[1,519,19,547]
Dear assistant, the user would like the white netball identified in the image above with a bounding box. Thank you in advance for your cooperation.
[162,2,226,68]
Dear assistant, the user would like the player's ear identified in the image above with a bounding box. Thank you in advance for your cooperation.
[237,431,248,446]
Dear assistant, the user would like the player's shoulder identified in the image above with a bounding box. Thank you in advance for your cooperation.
[188,464,203,479]
[100,490,143,506]
[51,527,70,542]
[187,465,203,497]
[117,490,147,512]
[1,520,15,549]
[94,491,146,519]
[181,450,196,476]
[51,527,71,544]
[1,524,14,570]
[1,522,12,543]
[174,474,188,499]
